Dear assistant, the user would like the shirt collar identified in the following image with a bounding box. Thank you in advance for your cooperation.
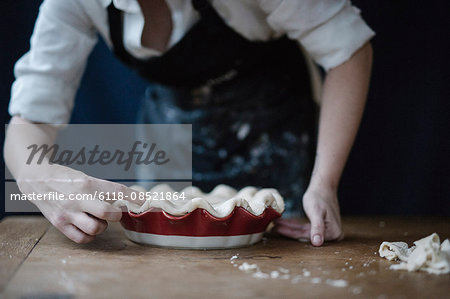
[99,0,141,14]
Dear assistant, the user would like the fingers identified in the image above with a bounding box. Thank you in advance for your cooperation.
[49,211,106,243]
[323,216,343,242]
[23,168,130,244]
[46,201,115,244]
[95,179,138,199]
[307,212,343,245]
[80,199,122,222]
[308,212,325,247]
[336,231,345,241]
[72,213,108,236]
[274,218,307,229]
[272,220,311,240]
[274,217,343,244]
[93,178,146,206]
[60,224,95,244]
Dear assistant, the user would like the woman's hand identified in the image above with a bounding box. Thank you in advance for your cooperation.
[273,42,372,246]
[273,184,342,246]
[18,163,137,243]
[302,185,342,246]
[4,116,142,243]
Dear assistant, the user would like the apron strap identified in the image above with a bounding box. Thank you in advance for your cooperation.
[192,0,208,11]
[107,3,135,67]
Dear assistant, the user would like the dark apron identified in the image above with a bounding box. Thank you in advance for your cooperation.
[107,0,317,217]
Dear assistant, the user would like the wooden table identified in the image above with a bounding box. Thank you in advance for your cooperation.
[1,216,449,298]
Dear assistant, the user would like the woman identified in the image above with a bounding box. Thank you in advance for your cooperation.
[4,0,374,246]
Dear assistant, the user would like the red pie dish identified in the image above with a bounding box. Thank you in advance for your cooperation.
[116,185,285,249]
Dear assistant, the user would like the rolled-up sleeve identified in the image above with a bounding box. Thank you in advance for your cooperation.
[256,0,375,71]
[8,0,98,124]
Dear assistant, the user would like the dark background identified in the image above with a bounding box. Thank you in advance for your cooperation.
[1,1,449,220]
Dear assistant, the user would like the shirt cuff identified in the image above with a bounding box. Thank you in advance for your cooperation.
[8,74,75,124]
[298,5,375,71]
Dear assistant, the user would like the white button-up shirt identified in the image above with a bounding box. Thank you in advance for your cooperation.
[9,0,375,123]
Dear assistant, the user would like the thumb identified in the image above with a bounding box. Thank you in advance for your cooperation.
[309,212,325,246]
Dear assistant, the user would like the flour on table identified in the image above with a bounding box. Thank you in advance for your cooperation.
[270,271,280,279]
[238,262,271,279]
[233,258,350,288]
[379,233,450,274]
[326,279,349,288]
[238,262,260,272]
[235,261,291,280]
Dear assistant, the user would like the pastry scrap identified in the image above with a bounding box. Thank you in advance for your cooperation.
[379,233,450,274]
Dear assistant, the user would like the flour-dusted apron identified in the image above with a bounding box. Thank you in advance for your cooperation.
[107,0,317,217]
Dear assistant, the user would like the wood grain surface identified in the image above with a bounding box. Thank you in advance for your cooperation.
[0,216,49,292]
[1,216,449,298]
